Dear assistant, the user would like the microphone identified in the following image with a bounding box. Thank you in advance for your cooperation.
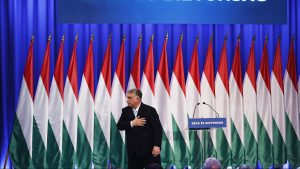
[192,102,201,118]
[202,101,220,117]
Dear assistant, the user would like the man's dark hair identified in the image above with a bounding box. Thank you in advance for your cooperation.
[145,163,163,169]
[203,157,221,169]
[127,88,143,99]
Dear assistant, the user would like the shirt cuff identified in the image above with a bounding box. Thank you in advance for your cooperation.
[130,120,134,127]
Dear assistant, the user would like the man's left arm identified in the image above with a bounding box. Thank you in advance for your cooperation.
[150,107,162,157]
[150,108,162,147]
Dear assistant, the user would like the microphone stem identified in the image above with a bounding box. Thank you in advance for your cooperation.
[204,102,220,117]
[192,103,200,118]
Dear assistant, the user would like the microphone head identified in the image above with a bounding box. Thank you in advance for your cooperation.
[197,102,200,105]
[202,101,206,105]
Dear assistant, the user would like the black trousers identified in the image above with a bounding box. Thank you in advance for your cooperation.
[128,153,161,169]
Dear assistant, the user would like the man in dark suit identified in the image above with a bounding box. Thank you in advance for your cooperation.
[117,88,162,169]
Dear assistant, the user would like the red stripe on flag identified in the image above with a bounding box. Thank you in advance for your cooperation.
[246,41,256,91]
[102,39,112,95]
[203,39,215,94]
[157,38,170,95]
[24,41,34,99]
[68,41,79,100]
[144,38,155,94]
[259,41,271,93]
[286,40,298,92]
[116,39,126,91]
[232,39,243,94]
[41,40,51,96]
[173,38,186,95]
[272,39,284,92]
[218,39,229,94]
[131,39,141,89]
[54,39,64,99]
[189,39,200,93]
[83,39,95,99]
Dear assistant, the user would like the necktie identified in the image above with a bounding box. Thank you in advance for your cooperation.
[134,110,138,117]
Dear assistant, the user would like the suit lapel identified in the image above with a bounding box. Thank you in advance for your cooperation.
[137,102,145,117]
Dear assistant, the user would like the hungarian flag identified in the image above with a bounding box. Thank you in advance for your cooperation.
[186,37,202,169]
[77,37,95,168]
[200,38,216,158]
[270,38,286,167]
[9,39,34,168]
[62,38,79,168]
[229,37,244,167]
[170,35,190,168]
[243,39,258,168]
[127,36,141,90]
[32,37,50,168]
[110,37,127,169]
[141,35,155,106]
[94,37,112,168]
[46,37,64,168]
[215,38,231,167]
[256,38,273,168]
[155,34,174,168]
[284,39,300,168]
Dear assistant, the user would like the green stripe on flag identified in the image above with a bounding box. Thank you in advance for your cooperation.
[244,115,257,168]
[216,128,231,167]
[9,117,32,168]
[231,119,244,167]
[203,130,216,160]
[285,114,300,168]
[61,122,76,168]
[189,130,202,169]
[272,118,286,168]
[46,121,61,168]
[161,130,175,169]
[93,113,109,169]
[32,117,46,168]
[109,113,127,169]
[257,115,273,168]
[77,118,92,169]
[172,115,190,168]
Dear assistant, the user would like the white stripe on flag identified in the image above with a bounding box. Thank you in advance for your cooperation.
[229,72,244,146]
[155,73,174,150]
[284,71,300,139]
[271,72,286,142]
[243,74,258,142]
[170,72,189,148]
[34,77,49,148]
[127,75,137,91]
[141,73,155,106]
[215,72,231,147]
[111,73,126,142]
[49,78,63,152]
[63,77,78,151]
[78,76,94,150]
[201,74,217,148]
[16,77,34,156]
[95,74,111,146]
[257,72,273,143]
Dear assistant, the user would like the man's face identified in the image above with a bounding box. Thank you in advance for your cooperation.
[126,93,140,109]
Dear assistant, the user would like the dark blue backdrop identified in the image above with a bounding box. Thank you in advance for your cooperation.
[0,0,299,167]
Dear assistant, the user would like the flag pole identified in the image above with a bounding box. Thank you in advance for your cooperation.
[252,35,256,42]
[109,32,112,41]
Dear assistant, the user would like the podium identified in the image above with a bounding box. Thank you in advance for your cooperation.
[188,117,226,130]
[188,117,226,164]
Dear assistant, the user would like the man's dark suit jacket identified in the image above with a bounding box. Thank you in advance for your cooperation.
[117,102,162,158]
